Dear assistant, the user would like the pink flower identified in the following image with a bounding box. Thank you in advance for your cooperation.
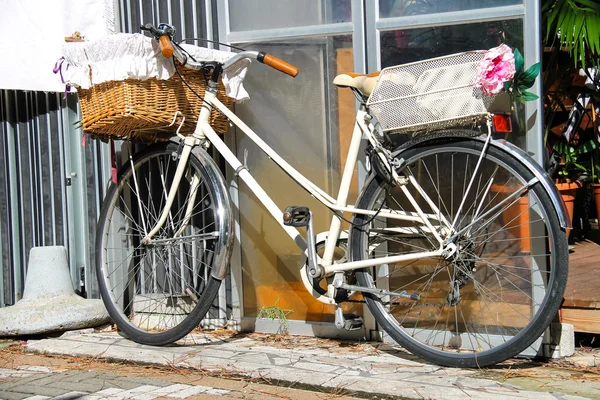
[474,44,516,96]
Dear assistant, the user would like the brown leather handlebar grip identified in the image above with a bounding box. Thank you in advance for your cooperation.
[159,35,174,58]
[263,54,299,77]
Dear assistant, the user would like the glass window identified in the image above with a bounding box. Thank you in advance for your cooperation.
[379,0,522,18]
[232,35,362,323]
[380,19,524,68]
[229,0,351,32]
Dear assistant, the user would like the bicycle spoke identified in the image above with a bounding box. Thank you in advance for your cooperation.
[353,139,567,366]
[97,145,227,344]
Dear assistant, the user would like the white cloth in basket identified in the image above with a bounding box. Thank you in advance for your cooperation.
[58,33,249,101]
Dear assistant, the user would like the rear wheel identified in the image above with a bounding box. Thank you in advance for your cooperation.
[351,136,568,367]
[96,143,232,345]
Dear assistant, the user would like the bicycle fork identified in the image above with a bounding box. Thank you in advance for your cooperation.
[140,136,200,244]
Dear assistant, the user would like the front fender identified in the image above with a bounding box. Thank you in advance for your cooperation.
[169,138,234,280]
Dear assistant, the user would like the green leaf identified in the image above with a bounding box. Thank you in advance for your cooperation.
[574,139,598,154]
[521,91,539,102]
[514,48,524,73]
[553,141,569,153]
[573,0,600,13]
[503,81,512,91]
[518,62,540,87]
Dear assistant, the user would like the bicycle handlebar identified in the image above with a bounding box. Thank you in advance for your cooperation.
[142,23,299,77]
[159,36,174,58]
[258,53,299,77]
[141,23,176,58]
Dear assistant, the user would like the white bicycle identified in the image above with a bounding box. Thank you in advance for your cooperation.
[95,23,570,368]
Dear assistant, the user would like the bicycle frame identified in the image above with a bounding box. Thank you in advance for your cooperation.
[141,88,454,276]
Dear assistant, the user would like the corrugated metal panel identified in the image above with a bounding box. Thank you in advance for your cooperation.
[0,91,104,305]
[117,0,217,46]
[0,0,233,329]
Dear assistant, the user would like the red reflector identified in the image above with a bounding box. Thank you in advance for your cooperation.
[493,114,512,133]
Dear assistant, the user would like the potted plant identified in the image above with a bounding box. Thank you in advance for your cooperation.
[553,139,597,237]
[542,0,600,237]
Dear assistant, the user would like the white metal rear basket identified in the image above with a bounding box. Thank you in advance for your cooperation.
[366,51,511,134]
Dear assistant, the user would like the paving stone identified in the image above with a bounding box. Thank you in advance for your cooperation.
[0,368,46,380]
[184,355,238,367]
[94,387,125,395]
[0,373,54,389]
[44,379,118,393]
[271,357,296,366]
[106,385,162,400]
[151,384,193,394]
[55,371,104,383]
[22,396,50,400]
[19,366,57,374]
[192,349,238,359]
[18,374,62,387]
[111,376,169,388]
[0,390,31,400]
[52,392,90,400]
[74,388,125,400]
[292,361,339,373]
[234,353,272,365]
[164,385,211,398]
[23,333,595,400]
[7,385,67,397]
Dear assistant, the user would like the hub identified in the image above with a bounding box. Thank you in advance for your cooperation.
[443,231,482,307]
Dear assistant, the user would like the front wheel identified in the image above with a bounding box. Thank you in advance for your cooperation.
[351,136,568,367]
[96,143,233,345]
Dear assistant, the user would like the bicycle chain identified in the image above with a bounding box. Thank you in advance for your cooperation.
[343,299,450,307]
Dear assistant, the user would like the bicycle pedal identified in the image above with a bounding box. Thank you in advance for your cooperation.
[343,314,364,331]
[283,206,310,227]
[334,306,364,331]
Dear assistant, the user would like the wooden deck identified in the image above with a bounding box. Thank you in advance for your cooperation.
[561,239,600,333]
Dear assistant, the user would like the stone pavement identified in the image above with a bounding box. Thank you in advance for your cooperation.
[0,366,230,399]
[6,330,595,400]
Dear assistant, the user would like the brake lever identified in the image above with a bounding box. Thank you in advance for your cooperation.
[140,23,156,34]
[140,23,175,39]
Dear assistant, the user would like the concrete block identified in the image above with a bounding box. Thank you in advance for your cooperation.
[550,323,575,359]
[0,246,110,336]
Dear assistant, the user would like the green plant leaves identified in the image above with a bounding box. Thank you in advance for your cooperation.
[552,138,599,180]
[543,0,600,69]
[505,48,540,102]
[514,48,524,73]
[520,62,541,88]
[575,139,598,154]
[520,91,539,102]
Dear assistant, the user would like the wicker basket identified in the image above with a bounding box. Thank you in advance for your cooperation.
[77,68,233,143]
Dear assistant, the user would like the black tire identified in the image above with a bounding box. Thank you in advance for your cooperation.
[350,136,568,368]
[96,143,232,345]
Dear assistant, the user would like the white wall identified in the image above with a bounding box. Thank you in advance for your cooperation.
[0,0,114,92]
